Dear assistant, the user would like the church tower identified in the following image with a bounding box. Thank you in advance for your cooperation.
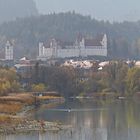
[5,41,13,60]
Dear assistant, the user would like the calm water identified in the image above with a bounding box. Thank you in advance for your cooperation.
[1,99,140,140]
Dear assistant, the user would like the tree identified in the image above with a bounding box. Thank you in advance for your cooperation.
[0,68,21,95]
[102,61,128,94]
[31,83,46,92]
[126,67,140,96]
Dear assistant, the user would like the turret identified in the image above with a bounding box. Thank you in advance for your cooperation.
[39,42,44,56]
[101,34,107,48]
[80,38,85,49]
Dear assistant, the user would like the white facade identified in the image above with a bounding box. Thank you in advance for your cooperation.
[37,34,107,60]
[5,41,13,60]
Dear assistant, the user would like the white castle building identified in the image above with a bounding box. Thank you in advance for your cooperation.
[5,41,13,60]
[37,34,107,60]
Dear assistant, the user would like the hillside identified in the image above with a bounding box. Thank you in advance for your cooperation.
[35,0,140,22]
[0,0,38,24]
[0,12,140,59]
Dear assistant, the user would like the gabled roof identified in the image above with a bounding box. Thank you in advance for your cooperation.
[85,34,104,46]
[44,38,73,48]
[85,39,102,46]
[56,40,73,48]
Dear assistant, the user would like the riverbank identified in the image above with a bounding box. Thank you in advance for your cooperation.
[0,92,66,134]
[0,115,71,135]
[78,91,139,100]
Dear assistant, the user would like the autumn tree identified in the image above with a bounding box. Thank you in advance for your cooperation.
[0,68,21,95]
[126,67,140,96]
[31,83,46,92]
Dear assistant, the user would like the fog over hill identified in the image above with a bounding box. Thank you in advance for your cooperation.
[35,0,140,22]
[1,0,139,24]
[0,0,38,24]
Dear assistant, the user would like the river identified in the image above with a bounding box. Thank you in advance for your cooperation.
[0,98,140,140]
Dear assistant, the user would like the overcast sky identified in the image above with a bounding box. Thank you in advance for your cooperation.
[34,0,140,22]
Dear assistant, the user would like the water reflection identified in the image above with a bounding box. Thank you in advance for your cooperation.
[1,99,140,140]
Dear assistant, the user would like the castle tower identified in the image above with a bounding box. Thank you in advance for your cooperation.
[80,38,85,49]
[50,38,57,58]
[39,42,44,56]
[79,38,86,57]
[101,34,107,56]
[101,34,107,48]
[5,41,13,60]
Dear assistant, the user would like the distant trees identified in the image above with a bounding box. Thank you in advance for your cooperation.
[31,65,80,97]
[18,61,140,97]
[74,61,129,95]
[102,61,129,94]
[0,61,138,97]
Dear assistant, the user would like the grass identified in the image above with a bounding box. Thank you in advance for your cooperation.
[0,91,65,118]
[0,115,12,124]
[0,93,63,115]
[0,92,65,129]
[38,96,63,100]
[0,93,35,115]
[0,115,25,126]
[0,103,22,114]
[0,94,35,104]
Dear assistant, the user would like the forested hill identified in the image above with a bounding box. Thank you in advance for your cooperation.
[0,0,38,24]
[0,12,140,59]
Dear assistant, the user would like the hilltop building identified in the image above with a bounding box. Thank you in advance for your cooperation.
[37,34,107,60]
[5,41,13,60]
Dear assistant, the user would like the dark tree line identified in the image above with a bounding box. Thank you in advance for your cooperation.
[31,65,81,98]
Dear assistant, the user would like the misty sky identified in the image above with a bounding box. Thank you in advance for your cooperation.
[35,0,140,22]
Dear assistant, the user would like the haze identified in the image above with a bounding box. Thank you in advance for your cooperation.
[35,0,140,22]
[0,0,38,23]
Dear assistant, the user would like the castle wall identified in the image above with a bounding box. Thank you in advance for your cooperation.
[86,48,107,56]
[57,49,79,58]
[38,47,107,60]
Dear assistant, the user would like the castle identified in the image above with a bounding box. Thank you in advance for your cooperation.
[37,34,107,60]
[4,34,107,61]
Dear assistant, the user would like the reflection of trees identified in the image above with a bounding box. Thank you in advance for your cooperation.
[23,100,140,140]
[108,100,140,140]
[126,101,140,128]
[66,100,140,140]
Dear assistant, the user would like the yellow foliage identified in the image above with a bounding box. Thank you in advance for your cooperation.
[0,68,21,95]
[31,83,46,92]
